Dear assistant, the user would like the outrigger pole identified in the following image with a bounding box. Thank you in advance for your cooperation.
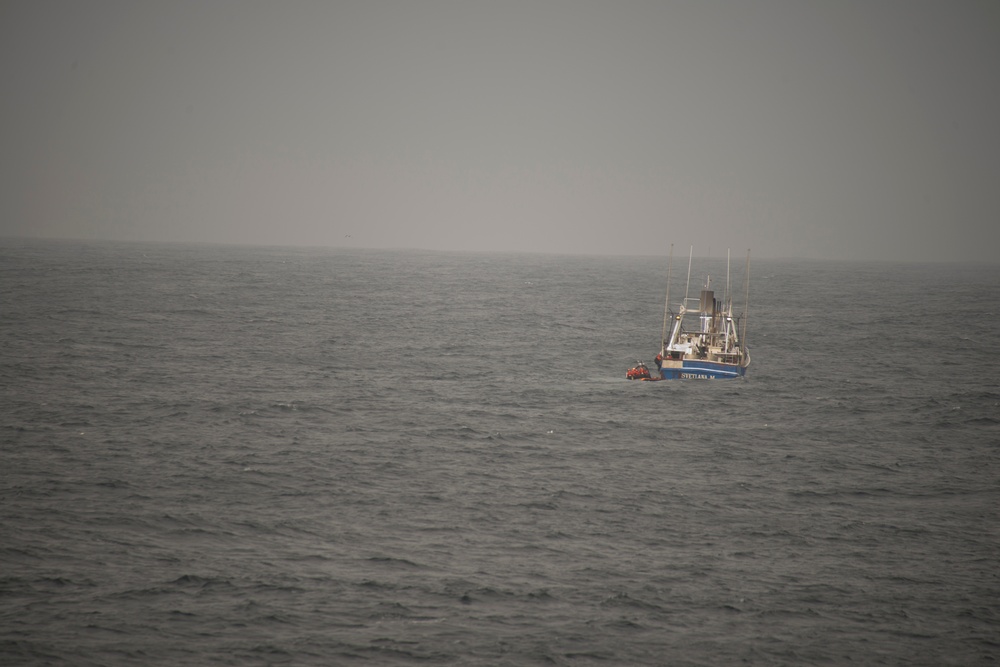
[683,245,694,306]
[660,243,674,354]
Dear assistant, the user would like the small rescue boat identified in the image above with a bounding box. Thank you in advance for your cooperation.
[626,361,652,380]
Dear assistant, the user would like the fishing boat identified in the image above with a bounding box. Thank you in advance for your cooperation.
[627,246,750,380]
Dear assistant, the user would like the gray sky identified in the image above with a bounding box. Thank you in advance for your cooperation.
[2,0,998,261]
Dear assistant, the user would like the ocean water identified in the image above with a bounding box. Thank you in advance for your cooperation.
[1,239,998,666]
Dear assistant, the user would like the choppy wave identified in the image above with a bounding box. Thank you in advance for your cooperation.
[1,240,998,665]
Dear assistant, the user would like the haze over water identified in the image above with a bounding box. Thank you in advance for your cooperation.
[3,2,999,663]
[2,1,999,261]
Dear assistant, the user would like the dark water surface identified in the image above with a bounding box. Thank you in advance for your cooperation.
[2,240,998,665]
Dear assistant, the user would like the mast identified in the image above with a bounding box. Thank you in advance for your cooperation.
[725,248,731,314]
[723,248,732,351]
[660,244,674,354]
[741,249,751,358]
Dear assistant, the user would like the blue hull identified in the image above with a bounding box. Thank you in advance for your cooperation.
[659,360,746,380]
